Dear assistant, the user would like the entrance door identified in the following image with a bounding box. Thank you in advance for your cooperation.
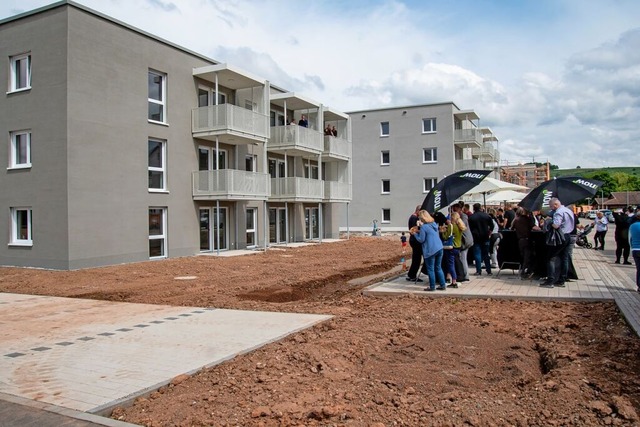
[199,207,228,251]
[246,208,258,248]
[269,207,287,244]
[199,146,227,171]
[304,207,319,240]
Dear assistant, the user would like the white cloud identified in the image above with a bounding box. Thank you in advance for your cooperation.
[1,0,639,168]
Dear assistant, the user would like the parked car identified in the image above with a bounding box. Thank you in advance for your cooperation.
[587,210,598,219]
[599,209,615,223]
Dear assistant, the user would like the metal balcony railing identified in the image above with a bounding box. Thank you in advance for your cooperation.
[192,170,270,199]
[323,135,351,160]
[323,181,352,202]
[454,129,482,148]
[270,177,324,201]
[192,104,269,139]
[454,159,483,171]
[268,125,323,153]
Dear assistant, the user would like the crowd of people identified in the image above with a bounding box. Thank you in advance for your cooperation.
[406,200,640,292]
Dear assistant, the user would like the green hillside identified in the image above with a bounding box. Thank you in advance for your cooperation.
[552,166,640,178]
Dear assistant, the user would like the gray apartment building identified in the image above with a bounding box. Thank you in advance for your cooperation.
[345,103,498,232]
[0,1,351,270]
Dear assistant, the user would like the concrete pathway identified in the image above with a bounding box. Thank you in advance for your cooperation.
[366,224,640,336]
[0,296,330,425]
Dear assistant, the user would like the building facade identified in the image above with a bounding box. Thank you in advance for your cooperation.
[0,1,351,269]
[500,162,550,189]
[345,103,498,231]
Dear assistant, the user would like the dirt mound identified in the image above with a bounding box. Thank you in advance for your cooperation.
[3,236,640,426]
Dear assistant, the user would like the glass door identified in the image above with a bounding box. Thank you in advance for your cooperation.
[200,207,228,251]
[269,207,287,244]
[246,208,257,248]
[304,207,319,240]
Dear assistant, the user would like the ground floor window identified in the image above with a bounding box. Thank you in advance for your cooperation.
[10,207,32,246]
[149,207,167,258]
[381,208,391,223]
[246,208,257,248]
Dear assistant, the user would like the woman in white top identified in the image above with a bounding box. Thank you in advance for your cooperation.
[593,211,608,250]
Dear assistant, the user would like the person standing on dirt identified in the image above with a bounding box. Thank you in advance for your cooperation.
[406,205,426,282]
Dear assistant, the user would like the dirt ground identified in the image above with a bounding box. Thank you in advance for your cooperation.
[2,236,640,426]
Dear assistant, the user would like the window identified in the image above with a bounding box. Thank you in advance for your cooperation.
[246,208,257,248]
[245,154,257,172]
[149,208,167,258]
[380,121,389,137]
[381,208,391,223]
[423,147,438,163]
[9,53,31,92]
[148,138,166,191]
[423,178,437,192]
[381,179,390,194]
[422,118,437,133]
[198,87,226,107]
[10,207,32,246]
[9,130,31,168]
[148,70,166,123]
[381,151,390,165]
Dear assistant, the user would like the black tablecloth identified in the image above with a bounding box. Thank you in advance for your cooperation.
[497,230,577,279]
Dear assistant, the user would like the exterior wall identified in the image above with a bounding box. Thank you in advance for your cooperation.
[64,7,215,268]
[0,2,350,269]
[347,104,456,231]
[0,8,71,269]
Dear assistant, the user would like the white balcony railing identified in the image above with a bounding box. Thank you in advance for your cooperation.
[323,135,351,160]
[268,125,323,153]
[192,104,269,139]
[323,181,352,202]
[455,159,484,171]
[193,170,270,199]
[472,142,497,160]
[454,129,482,148]
[270,177,324,201]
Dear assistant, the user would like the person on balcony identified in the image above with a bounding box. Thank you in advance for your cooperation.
[331,125,338,137]
[298,115,308,128]
[324,124,332,136]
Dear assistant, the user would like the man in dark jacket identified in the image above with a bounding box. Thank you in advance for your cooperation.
[613,207,633,264]
[406,205,426,282]
[468,203,494,275]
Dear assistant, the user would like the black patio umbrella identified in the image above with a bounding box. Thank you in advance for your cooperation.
[420,170,492,212]
[518,176,603,212]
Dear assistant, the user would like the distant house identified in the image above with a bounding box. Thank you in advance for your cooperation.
[601,192,640,209]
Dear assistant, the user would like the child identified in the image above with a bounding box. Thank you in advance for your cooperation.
[401,232,407,250]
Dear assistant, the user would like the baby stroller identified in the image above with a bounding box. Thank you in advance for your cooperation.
[576,223,593,248]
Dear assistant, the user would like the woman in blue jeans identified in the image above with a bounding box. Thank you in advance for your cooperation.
[412,210,447,291]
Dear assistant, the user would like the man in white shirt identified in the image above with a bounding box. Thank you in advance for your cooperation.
[540,198,575,288]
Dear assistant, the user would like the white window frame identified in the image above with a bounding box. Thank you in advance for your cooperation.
[10,207,32,246]
[380,150,390,166]
[9,53,31,93]
[148,70,167,124]
[246,208,258,248]
[423,147,438,163]
[380,121,390,137]
[381,208,391,224]
[149,207,167,259]
[9,130,31,169]
[422,118,437,134]
[423,177,437,193]
[148,138,167,192]
[381,179,390,194]
[198,85,227,107]
[245,154,257,172]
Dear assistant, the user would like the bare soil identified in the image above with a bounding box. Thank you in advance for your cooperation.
[2,236,640,426]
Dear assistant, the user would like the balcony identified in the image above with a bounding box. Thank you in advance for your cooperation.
[270,177,324,202]
[323,181,352,202]
[192,104,269,144]
[454,128,482,148]
[323,135,351,161]
[455,159,483,171]
[192,170,270,200]
[268,125,323,155]
[472,142,498,160]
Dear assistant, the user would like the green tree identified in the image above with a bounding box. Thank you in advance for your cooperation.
[586,171,617,199]
[612,172,640,191]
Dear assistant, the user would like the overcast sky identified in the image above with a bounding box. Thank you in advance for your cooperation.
[3,0,640,169]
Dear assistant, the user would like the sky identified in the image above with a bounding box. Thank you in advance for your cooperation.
[2,0,640,169]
